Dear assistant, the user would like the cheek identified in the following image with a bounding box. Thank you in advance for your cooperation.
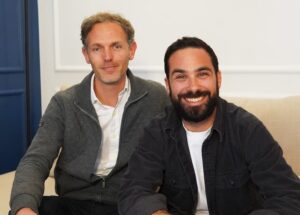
[169,84,184,98]
[114,52,129,63]
[201,79,217,90]
[87,54,97,63]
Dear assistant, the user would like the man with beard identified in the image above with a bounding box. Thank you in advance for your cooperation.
[118,37,300,215]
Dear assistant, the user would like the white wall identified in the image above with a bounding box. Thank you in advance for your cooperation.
[38,0,300,112]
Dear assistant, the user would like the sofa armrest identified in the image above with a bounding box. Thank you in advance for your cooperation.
[0,171,56,215]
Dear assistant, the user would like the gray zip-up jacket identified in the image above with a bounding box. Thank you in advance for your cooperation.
[10,70,170,215]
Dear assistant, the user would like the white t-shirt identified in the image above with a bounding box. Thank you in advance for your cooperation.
[184,125,212,215]
[91,74,131,176]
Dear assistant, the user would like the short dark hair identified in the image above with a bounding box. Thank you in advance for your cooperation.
[164,37,219,78]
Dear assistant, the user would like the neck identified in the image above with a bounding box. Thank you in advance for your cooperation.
[183,108,216,132]
[94,78,126,107]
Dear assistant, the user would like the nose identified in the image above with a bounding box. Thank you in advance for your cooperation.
[103,48,112,61]
[187,76,199,92]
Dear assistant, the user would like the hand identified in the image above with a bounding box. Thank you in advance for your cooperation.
[152,210,171,215]
[16,208,37,215]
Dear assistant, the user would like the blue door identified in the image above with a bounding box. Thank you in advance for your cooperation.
[0,0,41,174]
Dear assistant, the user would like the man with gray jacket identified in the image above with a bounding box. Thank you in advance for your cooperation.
[9,12,169,215]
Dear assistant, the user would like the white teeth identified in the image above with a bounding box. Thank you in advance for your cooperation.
[186,96,204,103]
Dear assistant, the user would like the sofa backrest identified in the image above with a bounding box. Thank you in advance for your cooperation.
[225,96,300,176]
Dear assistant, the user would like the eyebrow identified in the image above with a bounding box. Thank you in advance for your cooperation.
[111,41,123,47]
[171,69,185,75]
[171,66,213,75]
[88,40,123,48]
[195,66,213,72]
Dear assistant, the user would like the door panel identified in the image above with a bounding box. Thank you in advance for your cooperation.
[0,88,27,172]
[0,0,24,67]
[0,0,27,173]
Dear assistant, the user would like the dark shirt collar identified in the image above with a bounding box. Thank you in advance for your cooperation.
[211,97,225,143]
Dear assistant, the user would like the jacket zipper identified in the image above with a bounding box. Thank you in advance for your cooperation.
[101,177,106,188]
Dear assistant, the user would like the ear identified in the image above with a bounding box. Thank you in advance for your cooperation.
[82,47,91,64]
[129,41,137,60]
[217,70,222,89]
[164,77,170,95]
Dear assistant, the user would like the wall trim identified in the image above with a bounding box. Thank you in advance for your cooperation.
[53,65,300,74]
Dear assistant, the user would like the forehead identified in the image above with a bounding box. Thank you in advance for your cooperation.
[86,22,127,45]
[168,48,213,71]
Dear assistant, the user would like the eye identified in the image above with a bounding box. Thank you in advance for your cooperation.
[113,43,122,50]
[197,71,209,78]
[92,47,100,52]
[174,74,186,80]
[90,46,102,53]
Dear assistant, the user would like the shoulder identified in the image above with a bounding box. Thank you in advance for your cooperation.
[216,98,268,145]
[220,98,275,148]
[133,75,166,92]
[146,105,178,131]
[129,75,170,106]
[51,72,92,103]
[218,98,278,159]
[221,98,262,128]
[52,84,78,103]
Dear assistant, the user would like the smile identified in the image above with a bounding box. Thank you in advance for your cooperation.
[185,95,206,103]
[102,65,117,69]
[101,65,118,73]
[182,94,210,107]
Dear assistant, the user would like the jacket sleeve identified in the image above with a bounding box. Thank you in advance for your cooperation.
[118,121,168,215]
[10,94,65,215]
[245,122,300,215]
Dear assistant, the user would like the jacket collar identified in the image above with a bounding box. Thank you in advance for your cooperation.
[126,69,149,104]
[73,69,148,119]
[211,97,225,143]
[73,71,96,120]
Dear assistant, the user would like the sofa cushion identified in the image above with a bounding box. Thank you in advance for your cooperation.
[0,171,15,214]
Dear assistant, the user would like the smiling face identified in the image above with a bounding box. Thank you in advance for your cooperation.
[165,47,221,129]
[82,22,137,87]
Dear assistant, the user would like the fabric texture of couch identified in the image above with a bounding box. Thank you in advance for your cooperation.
[0,95,299,215]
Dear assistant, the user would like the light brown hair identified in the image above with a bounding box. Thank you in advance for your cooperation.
[81,12,135,47]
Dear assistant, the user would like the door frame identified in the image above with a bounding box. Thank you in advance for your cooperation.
[25,0,41,144]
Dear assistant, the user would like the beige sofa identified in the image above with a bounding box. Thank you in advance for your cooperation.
[1,96,299,215]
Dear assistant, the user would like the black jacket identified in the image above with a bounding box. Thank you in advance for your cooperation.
[119,98,300,215]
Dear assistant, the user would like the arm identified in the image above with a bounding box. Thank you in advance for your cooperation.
[16,208,37,215]
[152,210,171,215]
[119,121,170,215]
[10,94,65,215]
[245,122,300,215]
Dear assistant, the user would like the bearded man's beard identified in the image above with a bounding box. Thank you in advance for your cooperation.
[170,88,219,123]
